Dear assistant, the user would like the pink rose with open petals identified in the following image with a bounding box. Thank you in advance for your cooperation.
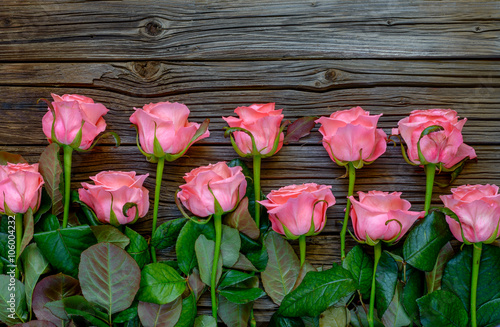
[177,162,247,217]
[0,163,44,214]
[223,103,284,156]
[393,109,476,168]
[316,107,387,165]
[42,93,109,150]
[349,191,425,243]
[130,102,209,160]
[259,183,335,238]
[78,171,149,225]
[440,184,500,243]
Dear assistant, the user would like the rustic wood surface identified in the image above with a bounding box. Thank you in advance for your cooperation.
[1,0,500,324]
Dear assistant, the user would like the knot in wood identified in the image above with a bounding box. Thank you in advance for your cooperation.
[144,20,163,36]
[133,61,161,80]
[324,69,338,81]
[474,26,482,32]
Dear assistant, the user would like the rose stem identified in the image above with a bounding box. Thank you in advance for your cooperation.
[253,155,262,229]
[470,242,482,327]
[368,242,382,327]
[62,145,73,229]
[151,156,165,263]
[424,163,436,215]
[211,211,222,319]
[299,235,306,267]
[340,162,356,261]
[15,213,23,279]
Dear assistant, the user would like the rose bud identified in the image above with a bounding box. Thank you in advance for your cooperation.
[259,183,335,239]
[223,103,285,157]
[42,93,109,150]
[349,191,425,245]
[440,184,500,244]
[0,163,44,215]
[130,102,210,161]
[393,109,476,169]
[316,106,387,168]
[177,162,247,217]
[78,171,150,225]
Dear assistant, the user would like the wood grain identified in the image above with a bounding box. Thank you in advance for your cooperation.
[1,0,500,61]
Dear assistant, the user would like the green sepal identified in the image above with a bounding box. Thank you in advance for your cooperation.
[483,216,500,244]
[122,202,140,224]
[281,223,300,240]
[305,200,329,237]
[2,198,15,216]
[69,121,85,149]
[382,219,403,246]
[324,141,348,167]
[208,182,224,216]
[261,120,289,158]
[390,134,418,166]
[74,131,121,153]
[38,98,62,146]
[365,233,379,246]
[224,126,259,157]
[132,124,157,163]
[153,123,166,158]
[174,189,212,224]
[417,125,444,166]
[164,118,210,162]
[435,207,472,245]
[109,196,121,227]
[347,228,366,244]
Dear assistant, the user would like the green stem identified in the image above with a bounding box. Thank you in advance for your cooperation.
[341,162,356,261]
[299,235,306,267]
[15,213,22,280]
[151,157,165,263]
[211,212,222,319]
[62,145,73,229]
[470,243,482,327]
[368,242,382,327]
[253,155,262,229]
[424,164,436,215]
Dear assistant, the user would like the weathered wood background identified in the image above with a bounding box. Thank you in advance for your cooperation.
[1,0,499,324]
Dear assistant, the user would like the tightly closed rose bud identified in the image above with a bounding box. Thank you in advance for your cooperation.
[440,184,500,243]
[130,102,210,161]
[259,183,335,239]
[42,93,109,150]
[393,109,476,169]
[78,171,149,225]
[177,162,247,217]
[223,103,284,157]
[349,191,425,244]
[316,106,387,167]
[0,163,44,214]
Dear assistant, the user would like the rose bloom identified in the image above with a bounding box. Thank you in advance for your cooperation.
[349,191,425,243]
[177,162,247,217]
[130,102,209,157]
[393,109,476,168]
[0,163,44,214]
[222,103,284,156]
[316,107,387,164]
[259,183,335,238]
[42,93,109,150]
[440,184,500,243]
[78,171,149,225]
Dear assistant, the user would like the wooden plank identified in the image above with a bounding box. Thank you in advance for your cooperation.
[0,85,498,146]
[1,0,500,61]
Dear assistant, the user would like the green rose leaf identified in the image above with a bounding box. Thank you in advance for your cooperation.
[90,225,130,249]
[138,297,182,327]
[278,264,356,317]
[417,290,468,327]
[124,227,150,269]
[224,197,260,240]
[79,243,141,315]
[342,245,373,297]
[176,221,215,276]
[0,275,27,325]
[221,225,242,267]
[268,312,305,327]
[138,263,186,305]
[403,211,453,271]
[34,225,97,278]
[46,295,109,327]
[477,298,500,327]
[375,251,399,317]
[262,231,300,305]
[218,295,253,327]
[401,266,424,320]
[319,306,351,327]
[219,270,255,290]
[194,315,217,327]
[425,242,454,293]
[381,282,411,327]
[34,213,60,234]
[21,244,50,313]
[38,143,63,216]
[219,287,266,304]
[113,303,138,323]
[152,218,187,250]
[195,234,222,286]
[174,293,197,327]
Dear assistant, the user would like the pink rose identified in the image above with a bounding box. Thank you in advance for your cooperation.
[78,171,150,225]
[316,107,387,165]
[130,102,209,160]
[349,191,425,244]
[177,162,247,217]
[440,184,500,243]
[393,109,476,168]
[223,103,284,156]
[42,93,109,150]
[259,183,335,238]
[0,163,44,214]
